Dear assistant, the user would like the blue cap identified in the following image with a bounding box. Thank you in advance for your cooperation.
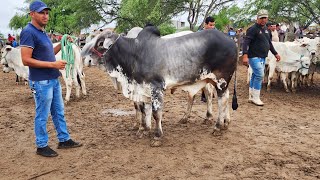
[29,1,51,12]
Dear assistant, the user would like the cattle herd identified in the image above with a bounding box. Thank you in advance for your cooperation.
[1,25,320,147]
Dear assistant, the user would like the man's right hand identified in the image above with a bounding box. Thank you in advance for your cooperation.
[242,54,249,67]
[54,60,67,70]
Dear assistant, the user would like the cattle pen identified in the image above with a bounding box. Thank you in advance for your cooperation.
[0,64,320,179]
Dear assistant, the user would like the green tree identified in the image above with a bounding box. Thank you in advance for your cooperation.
[159,23,176,35]
[185,0,236,31]
[244,0,320,30]
[116,0,185,33]
[213,5,251,31]
[9,0,102,35]
[9,13,30,31]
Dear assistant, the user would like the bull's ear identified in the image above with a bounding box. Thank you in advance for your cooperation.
[103,39,113,49]
[6,47,12,51]
[300,43,308,47]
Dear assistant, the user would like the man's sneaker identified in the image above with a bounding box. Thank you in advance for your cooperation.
[58,139,82,149]
[36,146,58,157]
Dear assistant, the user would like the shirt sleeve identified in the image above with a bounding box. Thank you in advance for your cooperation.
[269,40,278,55]
[20,29,35,49]
[242,27,256,55]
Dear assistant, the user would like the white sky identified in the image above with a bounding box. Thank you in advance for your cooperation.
[0,0,27,37]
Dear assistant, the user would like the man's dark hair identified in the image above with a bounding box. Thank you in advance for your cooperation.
[266,22,272,27]
[205,16,215,24]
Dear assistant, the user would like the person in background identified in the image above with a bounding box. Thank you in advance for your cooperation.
[228,27,236,39]
[242,9,281,106]
[12,38,19,47]
[237,28,244,51]
[276,24,286,42]
[199,16,216,102]
[270,24,279,42]
[20,0,82,157]
[295,26,304,39]
[7,34,14,46]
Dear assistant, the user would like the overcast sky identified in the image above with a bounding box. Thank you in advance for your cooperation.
[0,0,27,36]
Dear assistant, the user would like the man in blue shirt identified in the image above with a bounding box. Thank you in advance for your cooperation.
[228,27,236,39]
[20,0,82,157]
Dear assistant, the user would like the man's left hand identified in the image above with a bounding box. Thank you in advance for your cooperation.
[67,36,73,43]
[275,54,281,61]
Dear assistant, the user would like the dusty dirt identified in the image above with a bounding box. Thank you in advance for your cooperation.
[0,65,320,180]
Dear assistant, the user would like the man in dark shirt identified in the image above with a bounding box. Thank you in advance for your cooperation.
[242,9,281,106]
[20,0,82,157]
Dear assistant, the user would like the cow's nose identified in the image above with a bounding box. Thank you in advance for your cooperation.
[311,52,316,55]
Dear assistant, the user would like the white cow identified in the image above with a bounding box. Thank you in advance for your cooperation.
[266,42,311,92]
[0,46,29,81]
[299,37,320,86]
[1,44,87,103]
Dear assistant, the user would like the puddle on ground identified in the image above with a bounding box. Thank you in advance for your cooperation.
[101,108,135,116]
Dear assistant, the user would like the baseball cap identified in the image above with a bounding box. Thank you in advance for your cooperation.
[29,1,51,13]
[257,9,268,19]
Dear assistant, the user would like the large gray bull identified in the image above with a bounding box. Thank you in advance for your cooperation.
[81,26,238,146]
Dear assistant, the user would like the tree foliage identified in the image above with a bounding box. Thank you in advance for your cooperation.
[185,0,235,31]
[116,0,185,33]
[213,5,251,31]
[244,0,320,29]
[9,0,102,35]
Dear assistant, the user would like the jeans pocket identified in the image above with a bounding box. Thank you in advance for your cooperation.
[38,80,50,85]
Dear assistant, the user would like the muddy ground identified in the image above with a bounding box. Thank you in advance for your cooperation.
[0,65,319,180]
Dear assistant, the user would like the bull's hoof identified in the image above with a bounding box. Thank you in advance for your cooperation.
[292,89,296,93]
[202,119,213,125]
[267,88,271,93]
[212,128,223,136]
[222,120,230,130]
[179,117,188,124]
[150,138,162,147]
[285,89,289,93]
[64,100,69,105]
[136,129,147,139]
[131,123,140,131]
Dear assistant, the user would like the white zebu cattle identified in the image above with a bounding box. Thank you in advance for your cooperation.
[266,42,311,92]
[1,46,29,81]
[298,37,320,86]
[247,38,317,92]
[1,44,86,103]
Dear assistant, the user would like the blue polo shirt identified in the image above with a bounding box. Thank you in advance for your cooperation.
[20,23,60,81]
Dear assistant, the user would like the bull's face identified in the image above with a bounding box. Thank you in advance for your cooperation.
[81,30,120,62]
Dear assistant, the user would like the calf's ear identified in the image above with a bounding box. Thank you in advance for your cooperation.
[6,47,12,51]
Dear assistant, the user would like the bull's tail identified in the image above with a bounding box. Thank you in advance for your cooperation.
[77,72,82,89]
[232,68,238,110]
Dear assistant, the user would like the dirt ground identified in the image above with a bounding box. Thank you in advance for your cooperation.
[0,64,320,180]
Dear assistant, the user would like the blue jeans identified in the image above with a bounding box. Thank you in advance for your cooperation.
[249,57,266,90]
[29,79,70,148]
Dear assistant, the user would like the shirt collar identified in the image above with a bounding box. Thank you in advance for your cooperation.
[28,22,46,33]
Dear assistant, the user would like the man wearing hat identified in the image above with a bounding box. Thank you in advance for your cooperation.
[20,0,82,157]
[242,9,281,106]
